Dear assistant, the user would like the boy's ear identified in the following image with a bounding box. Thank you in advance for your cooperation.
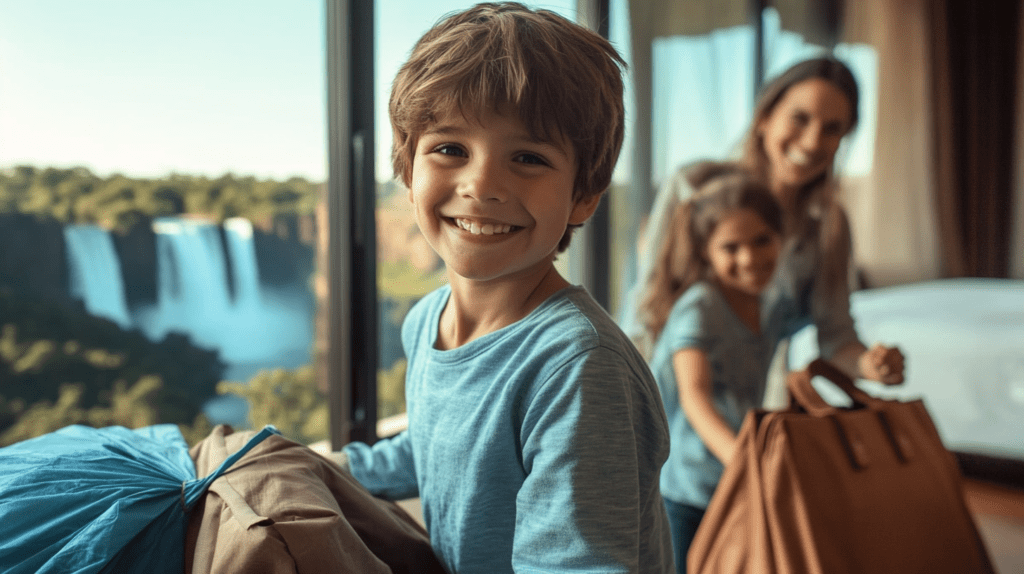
[568,192,602,225]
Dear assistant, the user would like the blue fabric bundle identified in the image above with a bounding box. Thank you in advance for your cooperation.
[0,423,279,574]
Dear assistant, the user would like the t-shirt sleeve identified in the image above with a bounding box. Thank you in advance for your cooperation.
[512,349,671,573]
[342,430,419,501]
[662,287,710,354]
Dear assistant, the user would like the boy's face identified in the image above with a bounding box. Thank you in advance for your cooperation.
[408,107,597,284]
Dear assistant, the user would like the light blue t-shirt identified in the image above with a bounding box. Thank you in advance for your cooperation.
[650,281,788,509]
[344,285,675,574]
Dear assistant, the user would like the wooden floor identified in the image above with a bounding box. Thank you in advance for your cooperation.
[964,479,1024,574]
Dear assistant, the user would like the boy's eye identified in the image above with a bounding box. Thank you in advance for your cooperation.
[752,233,775,247]
[514,153,549,166]
[791,111,809,126]
[432,144,466,157]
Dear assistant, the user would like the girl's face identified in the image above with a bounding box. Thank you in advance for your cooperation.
[704,208,782,299]
[758,78,853,199]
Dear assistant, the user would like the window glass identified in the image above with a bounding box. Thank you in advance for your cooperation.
[0,1,325,445]
[607,0,639,315]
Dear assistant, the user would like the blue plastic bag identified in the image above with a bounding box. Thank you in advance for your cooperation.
[0,423,279,574]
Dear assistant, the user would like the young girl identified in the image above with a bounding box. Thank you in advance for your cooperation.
[639,166,789,573]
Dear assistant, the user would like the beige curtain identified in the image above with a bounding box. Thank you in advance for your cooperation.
[840,0,943,287]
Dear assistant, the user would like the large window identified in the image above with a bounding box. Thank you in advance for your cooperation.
[0,1,325,446]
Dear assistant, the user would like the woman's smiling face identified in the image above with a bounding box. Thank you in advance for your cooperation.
[758,78,853,198]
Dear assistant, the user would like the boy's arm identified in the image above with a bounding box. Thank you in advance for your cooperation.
[673,347,738,465]
[512,351,670,573]
[341,430,419,501]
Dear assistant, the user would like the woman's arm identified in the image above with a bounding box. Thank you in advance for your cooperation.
[673,348,738,465]
[830,340,905,385]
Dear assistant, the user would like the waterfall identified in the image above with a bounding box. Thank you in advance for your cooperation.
[136,216,313,371]
[223,217,262,311]
[63,224,133,329]
[60,216,313,425]
[144,218,234,351]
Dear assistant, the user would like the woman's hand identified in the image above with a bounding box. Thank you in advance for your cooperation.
[857,343,905,385]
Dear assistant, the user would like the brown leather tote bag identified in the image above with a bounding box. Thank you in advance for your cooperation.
[688,359,995,574]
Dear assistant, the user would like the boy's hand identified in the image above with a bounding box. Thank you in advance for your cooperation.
[858,343,905,385]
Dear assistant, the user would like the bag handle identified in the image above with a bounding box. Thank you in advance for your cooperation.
[787,359,918,468]
[785,358,881,416]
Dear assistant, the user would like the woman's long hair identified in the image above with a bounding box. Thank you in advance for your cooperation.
[639,164,784,342]
[739,57,859,297]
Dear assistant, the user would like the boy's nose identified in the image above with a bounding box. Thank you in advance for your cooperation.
[460,158,509,203]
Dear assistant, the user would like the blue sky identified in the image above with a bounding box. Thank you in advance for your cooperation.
[0,0,328,180]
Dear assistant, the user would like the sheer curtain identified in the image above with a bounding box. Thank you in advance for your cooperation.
[650,29,754,184]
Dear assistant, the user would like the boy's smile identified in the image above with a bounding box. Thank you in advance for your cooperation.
[408,107,596,285]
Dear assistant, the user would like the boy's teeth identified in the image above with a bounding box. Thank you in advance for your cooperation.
[787,149,811,166]
[456,218,512,235]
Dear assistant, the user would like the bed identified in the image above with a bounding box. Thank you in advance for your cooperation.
[787,278,1024,462]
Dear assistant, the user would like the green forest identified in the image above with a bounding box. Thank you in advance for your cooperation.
[0,164,320,232]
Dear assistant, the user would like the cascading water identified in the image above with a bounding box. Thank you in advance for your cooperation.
[142,217,234,351]
[136,216,313,374]
[63,224,133,329]
[223,217,262,311]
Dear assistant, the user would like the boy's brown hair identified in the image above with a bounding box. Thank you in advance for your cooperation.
[389,2,626,251]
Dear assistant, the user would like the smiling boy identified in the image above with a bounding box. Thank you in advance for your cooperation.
[339,3,673,572]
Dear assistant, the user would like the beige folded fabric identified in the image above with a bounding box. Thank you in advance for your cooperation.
[186,425,447,574]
